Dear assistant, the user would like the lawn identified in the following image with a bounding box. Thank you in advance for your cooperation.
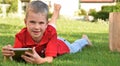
[0,17,120,66]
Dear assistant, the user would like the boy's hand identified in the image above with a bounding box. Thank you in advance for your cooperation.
[2,45,15,57]
[21,47,43,64]
[21,47,53,64]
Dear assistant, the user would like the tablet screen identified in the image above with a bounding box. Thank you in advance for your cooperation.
[10,48,32,62]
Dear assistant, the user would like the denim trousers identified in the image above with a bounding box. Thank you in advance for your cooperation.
[58,37,88,53]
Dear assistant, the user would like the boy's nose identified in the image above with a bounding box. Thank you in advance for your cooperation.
[34,24,40,29]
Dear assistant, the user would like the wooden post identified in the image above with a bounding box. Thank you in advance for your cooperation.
[109,12,120,52]
[18,0,30,17]
[18,0,22,17]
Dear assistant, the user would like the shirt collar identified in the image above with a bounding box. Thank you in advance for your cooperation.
[26,30,35,45]
[25,28,49,46]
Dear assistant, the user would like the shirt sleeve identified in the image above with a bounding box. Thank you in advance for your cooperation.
[48,23,56,29]
[45,33,58,57]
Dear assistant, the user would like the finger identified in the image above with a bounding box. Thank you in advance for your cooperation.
[3,54,13,56]
[2,47,14,54]
[2,46,12,51]
[32,47,41,58]
[7,45,12,48]
[24,51,33,57]
[21,55,34,63]
[2,52,14,56]
[2,46,8,50]
[2,50,15,56]
[32,47,37,54]
[2,50,13,54]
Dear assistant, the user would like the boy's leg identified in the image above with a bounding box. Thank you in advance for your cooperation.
[82,35,92,46]
[48,3,61,27]
[70,35,92,53]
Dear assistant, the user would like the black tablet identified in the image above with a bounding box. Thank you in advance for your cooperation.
[10,48,32,62]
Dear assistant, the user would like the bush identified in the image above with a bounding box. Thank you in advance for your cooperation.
[48,12,53,19]
[102,3,120,12]
[102,6,114,12]
[78,9,87,16]
[94,11,109,21]
[0,0,18,13]
[89,10,109,22]
[113,3,120,12]
[9,1,18,13]
[89,9,97,17]
[92,3,120,21]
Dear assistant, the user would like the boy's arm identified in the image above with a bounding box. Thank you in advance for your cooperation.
[48,3,61,27]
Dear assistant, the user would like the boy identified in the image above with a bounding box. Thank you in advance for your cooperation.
[2,1,92,64]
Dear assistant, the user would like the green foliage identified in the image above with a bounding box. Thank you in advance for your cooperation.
[8,0,18,13]
[116,0,120,2]
[0,8,1,13]
[102,6,114,12]
[90,11,109,21]
[48,12,53,19]
[102,3,120,12]
[0,0,18,13]
[113,3,120,12]
[96,11,109,20]
[89,9,96,14]
[78,9,87,16]
[89,3,120,22]
[89,9,97,17]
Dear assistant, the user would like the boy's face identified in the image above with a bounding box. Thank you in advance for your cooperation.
[25,11,48,41]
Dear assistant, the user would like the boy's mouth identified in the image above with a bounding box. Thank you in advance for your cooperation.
[33,31,40,35]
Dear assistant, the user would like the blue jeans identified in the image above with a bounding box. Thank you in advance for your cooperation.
[58,37,88,53]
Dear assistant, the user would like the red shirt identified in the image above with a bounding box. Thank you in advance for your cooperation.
[13,25,70,57]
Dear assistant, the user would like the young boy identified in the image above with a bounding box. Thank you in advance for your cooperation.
[2,1,92,64]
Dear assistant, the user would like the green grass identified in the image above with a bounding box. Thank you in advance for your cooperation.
[0,17,120,66]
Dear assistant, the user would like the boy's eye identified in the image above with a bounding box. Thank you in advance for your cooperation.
[29,21,46,25]
[30,21,35,24]
[39,22,45,24]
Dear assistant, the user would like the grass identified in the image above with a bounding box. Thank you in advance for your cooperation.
[0,17,120,66]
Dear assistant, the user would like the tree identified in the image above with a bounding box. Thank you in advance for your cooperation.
[116,0,120,2]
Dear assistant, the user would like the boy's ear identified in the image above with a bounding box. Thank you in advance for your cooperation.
[24,18,27,25]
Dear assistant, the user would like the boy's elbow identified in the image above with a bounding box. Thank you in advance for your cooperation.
[45,56,53,63]
[48,60,53,63]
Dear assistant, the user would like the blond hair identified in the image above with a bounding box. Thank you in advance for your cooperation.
[25,0,49,20]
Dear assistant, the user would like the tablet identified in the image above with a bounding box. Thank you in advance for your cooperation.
[10,48,32,62]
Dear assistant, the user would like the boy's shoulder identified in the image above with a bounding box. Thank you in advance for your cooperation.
[47,25,56,31]
[15,27,27,37]
[46,25,57,34]
[19,27,27,33]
